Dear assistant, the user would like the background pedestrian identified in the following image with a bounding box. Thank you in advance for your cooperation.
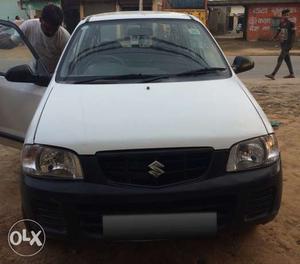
[265,9,296,80]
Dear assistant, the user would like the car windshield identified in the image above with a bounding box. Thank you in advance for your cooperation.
[56,18,230,83]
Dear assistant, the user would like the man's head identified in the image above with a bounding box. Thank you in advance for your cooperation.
[40,4,63,37]
[281,9,290,21]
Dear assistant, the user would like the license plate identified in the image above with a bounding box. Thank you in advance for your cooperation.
[103,212,217,240]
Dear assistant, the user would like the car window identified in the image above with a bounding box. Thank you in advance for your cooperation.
[57,19,230,83]
[182,23,225,68]
[0,24,36,75]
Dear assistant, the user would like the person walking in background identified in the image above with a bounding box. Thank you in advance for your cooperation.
[265,9,296,80]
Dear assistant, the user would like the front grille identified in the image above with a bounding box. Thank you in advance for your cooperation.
[96,148,213,186]
[245,187,275,221]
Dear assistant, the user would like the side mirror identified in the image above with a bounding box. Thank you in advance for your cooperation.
[5,64,50,86]
[232,56,254,74]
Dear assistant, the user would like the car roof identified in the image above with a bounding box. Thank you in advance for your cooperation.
[87,11,192,22]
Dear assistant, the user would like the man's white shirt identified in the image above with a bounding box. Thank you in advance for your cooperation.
[12,19,70,73]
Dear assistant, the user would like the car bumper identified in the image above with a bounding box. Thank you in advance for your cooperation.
[21,160,282,240]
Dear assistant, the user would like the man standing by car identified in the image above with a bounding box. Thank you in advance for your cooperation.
[1,4,70,73]
[18,4,70,73]
[265,9,296,80]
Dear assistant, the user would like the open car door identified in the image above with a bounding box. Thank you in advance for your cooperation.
[0,20,50,141]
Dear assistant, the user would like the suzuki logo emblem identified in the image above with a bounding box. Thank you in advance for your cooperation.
[148,161,165,178]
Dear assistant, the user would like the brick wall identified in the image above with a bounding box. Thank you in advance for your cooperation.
[247,3,300,41]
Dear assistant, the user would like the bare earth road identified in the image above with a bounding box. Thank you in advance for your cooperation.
[228,56,300,79]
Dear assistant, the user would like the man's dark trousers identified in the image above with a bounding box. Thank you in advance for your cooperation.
[272,44,294,75]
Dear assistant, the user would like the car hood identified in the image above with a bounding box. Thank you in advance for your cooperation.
[34,77,268,154]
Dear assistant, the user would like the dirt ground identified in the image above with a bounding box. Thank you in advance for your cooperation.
[217,39,300,56]
[0,77,299,264]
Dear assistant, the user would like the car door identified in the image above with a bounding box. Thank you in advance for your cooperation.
[0,20,49,141]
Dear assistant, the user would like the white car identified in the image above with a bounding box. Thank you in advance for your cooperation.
[0,12,282,240]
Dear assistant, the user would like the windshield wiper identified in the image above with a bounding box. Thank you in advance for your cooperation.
[141,67,227,83]
[67,68,227,84]
[175,67,227,76]
[69,74,159,84]
[151,37,209,67]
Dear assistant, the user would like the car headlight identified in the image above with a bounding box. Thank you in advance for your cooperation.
[22,144,84,180]
[226,134,280,172]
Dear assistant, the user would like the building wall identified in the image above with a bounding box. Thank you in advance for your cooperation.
[83,2,115,16]
[25,0,61,18]
[208,7,230,35]
[0,0,27,21]
[82,0,155,17]
[247,3,300,41]
[230,6,244,16]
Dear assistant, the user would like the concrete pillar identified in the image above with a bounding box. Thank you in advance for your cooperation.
[233,15,238,32]
[80,3,84,19]
[116,0,120,11]
[153,0,163,11]
[139,0,143,11]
